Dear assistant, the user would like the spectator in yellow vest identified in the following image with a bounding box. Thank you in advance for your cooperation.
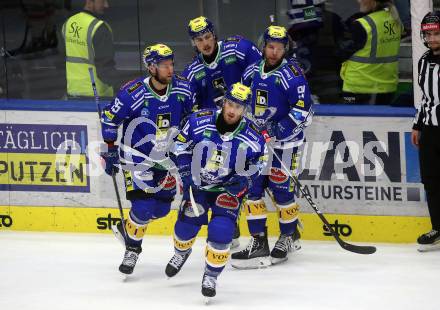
[62,0,117,99]
[339,0,402,105]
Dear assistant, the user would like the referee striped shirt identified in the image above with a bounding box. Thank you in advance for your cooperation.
[414,50,440,129]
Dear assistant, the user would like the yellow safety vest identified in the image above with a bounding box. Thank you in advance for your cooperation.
[341,10,401,94]
[63,12,114,97]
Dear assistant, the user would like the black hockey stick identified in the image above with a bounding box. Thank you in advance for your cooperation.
[89,68,128,241]
[266,140,375,254]
[250,118,376,254]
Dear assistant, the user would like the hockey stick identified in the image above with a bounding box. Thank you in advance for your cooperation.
[89,67,128,241]
[248,115,376,254]
[189,185,200,217]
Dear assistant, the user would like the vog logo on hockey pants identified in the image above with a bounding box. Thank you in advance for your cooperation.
[0,214,13,227]
[322,220,352,237]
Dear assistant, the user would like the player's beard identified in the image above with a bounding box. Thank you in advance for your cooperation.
[153,71,171,86]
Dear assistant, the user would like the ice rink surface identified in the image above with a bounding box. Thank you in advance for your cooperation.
[0,231,438,310]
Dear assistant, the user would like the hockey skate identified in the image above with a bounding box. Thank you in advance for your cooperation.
[201,272,217,302]
[165,248,192,278]
[111,220,126,247]
[270,227,301,265]
[119,245,142,275]
[417,230,440,252]
[231,231,271,269]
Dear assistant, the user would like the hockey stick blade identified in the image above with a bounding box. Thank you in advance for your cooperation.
[340,242,376,254]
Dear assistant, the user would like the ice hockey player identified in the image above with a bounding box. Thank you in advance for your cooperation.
[412,11,440,252]
[165,83,267,300]
[100,44,194,275]
[182,16,262,110]
[231,25,314,268]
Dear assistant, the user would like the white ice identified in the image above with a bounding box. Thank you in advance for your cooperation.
[0,231,438,310]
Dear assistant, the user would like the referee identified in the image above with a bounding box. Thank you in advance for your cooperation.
[411,11,440,251]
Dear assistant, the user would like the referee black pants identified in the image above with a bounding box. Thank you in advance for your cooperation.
[419,127,440,231]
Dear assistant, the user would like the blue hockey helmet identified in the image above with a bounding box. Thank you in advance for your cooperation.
[223,82,252,108]
[263,25,289,46]
[188,16,215,39]
[142,43,174,67]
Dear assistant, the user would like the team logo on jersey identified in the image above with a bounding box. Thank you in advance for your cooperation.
[255,89,268,116]
[269,167,288,184]
[215,193,239,209]
[206,149,227,172]
[156,113,171,141]
[159,175,176,190]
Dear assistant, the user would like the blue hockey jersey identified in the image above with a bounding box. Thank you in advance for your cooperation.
[174,109,267,191]
[241,58,313,148]
[182,35,262,110]
[101,75,195,167]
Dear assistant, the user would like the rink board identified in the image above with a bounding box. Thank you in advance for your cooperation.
[0,101,430,243]
[0,205,430,243]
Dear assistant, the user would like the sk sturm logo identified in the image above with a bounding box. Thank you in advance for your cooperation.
[96,213,122,230]
[323,220,352,237]
[69,22,82,38]
[0,214,13,227]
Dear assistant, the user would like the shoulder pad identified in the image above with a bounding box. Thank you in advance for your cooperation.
[195,109,214,118]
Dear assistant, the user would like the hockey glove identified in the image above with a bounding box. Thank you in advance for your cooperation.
[101,144,120,176]
[224,175,248,198]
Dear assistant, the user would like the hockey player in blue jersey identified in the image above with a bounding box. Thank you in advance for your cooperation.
[164,83,267,299]
[100,43,194,275]
[231,25,314,269]
[182,16,262,110]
